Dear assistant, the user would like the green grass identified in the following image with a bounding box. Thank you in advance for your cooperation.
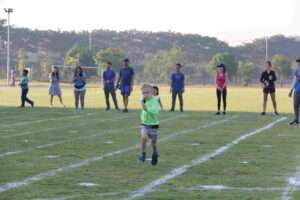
[0,85,299,200]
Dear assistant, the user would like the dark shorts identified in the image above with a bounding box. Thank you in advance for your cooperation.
[121,85,131,96]
[263,87,275,94]
[140,125,160,140]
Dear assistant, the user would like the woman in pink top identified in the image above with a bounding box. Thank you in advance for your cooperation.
[215,64,228,115]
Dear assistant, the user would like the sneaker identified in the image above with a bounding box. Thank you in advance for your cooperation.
[31,101,34,108]
[274,111,279,115]
[151,152,159,166]
[223,112,226,115]
[289,120,299,126]
[169,109,175,112]
[139,153,146,163]
[123,108,128,113]
[261,112,266,116]
[105,108,110,111]
[216,112,220,115]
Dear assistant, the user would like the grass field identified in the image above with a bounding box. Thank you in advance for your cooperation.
[0,85,300,200]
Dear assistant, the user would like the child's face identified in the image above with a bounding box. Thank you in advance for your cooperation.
[217,67,222,73]
[153,89,158,96]
[142,87,153,100]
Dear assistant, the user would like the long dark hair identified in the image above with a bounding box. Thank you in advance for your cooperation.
[74,66,83,77]
[51,66,60,80]
[217,63,226,74]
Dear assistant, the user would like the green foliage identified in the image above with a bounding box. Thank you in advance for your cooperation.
[17,49,26,76]
[65,43,95,67]
[94,48,125,77]
[207,52,238,80]
[143,47,185,83]
[271,54,292,81]
[237,62,256,86]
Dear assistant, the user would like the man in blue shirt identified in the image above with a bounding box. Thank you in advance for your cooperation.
[116,58,134,113]
[170,63,185,112]
[103,61,119,111]
[289,58,300,125]
[19,69,34,108]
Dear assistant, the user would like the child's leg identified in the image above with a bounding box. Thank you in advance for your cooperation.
[262,92,268,113]
[58,95,65,106]
[179,92,183,112]
[104,88,110,109]
[294,92,300,122]
[21,89,27,107]
[216,89,221,112]
[151,137,158,154]
[141,134,148,154]
[270,92,278,112]
[222,88,227,112]
[74,91,79,109]
[111,90,119,110]
[171,92,176,111]
[80,90,86,109]
[50,95,54,105]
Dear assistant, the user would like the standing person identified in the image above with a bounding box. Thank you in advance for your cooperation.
[73,66,86,112]
[10,69,16,86]
[139,84,161,166]
[170,63,184,112]
[49,66,65,107]
[260,61,279,115]
[19,69,34,108]
[289,58,300,125]
[215,64,228,115]
[153,86,163,111]
[103,61,119,111]
[116,58,134,113]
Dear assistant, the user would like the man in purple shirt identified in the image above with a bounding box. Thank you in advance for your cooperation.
[103,61,119,111]
[170,63,185,112]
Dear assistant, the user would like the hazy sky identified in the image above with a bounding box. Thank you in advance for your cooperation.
[0,0,299,45]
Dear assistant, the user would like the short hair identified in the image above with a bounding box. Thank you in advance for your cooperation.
[296,58,300,63]
[141,83,153,91]
[23,69,29,74]
[266,60,272,67]
[124,58,130,63]
[107,61,112,65]
[176,63,182,68]
[217,63,227,73]
[153,86,159,94]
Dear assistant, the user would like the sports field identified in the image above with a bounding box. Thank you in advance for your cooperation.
[0,85,300,200]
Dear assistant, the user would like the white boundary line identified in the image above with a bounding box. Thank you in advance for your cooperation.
[282,166,300,200]
[123,117,287,200]
[0,115,184,158]
[0,115,236,193]
[0,114,135,138]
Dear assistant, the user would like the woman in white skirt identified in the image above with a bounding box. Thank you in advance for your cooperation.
[49,66,65,107]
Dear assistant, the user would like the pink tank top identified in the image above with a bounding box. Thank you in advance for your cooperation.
[216,72,226,88]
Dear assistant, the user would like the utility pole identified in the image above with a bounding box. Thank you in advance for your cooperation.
[4,8,13,85]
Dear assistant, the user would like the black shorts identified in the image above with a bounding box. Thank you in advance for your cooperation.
[263,87,275,94]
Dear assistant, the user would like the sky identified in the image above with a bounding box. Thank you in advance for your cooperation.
[0,0,299,46]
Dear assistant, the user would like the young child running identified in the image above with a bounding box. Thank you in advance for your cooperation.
[289,58,300,125]
[139,84,161,166]
[19,69,34,108]
[153,86,163,111]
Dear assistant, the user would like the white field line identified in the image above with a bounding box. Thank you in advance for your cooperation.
[0,114,136,138]
[0,115,235,193]
[281,166,300,200]
[0,115,184,158]
[0,113,97,129]
[123,117,287,200]
[186,184,283,192]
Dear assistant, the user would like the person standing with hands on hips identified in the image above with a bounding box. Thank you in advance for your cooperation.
[289,58,300,126]
[170,63,184,112]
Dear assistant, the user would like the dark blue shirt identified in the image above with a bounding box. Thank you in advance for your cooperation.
[171,72,185,92]
[120,67,134,86]
[293,68,300,93]
[103,68,116,89]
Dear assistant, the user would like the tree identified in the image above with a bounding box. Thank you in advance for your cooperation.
[207,52,238,80]
[17,49,26,76]
[40,51,51,81]
[271,54,292,84]
[237,62,256,86]
[64,43,95,66]
[143,47,185,83]
[94,48,125,77]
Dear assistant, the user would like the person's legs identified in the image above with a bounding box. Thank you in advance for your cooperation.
[24,89,34,107]
[178,92,183,112]
[50,95,54,106]
[270,92,278,114]
[139,126,149,162]
[222,88,227,113]
[216,89,221,113]
[58,95,65,106]
[74,91,79,109]
[293,92,300,122]
[21,89,27,107]
[79,90,86,109]
[110,89,119,110]
[104,88,110,110]
[262,92,268,114]
[150,129,159,165]
[170,92,177,111]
